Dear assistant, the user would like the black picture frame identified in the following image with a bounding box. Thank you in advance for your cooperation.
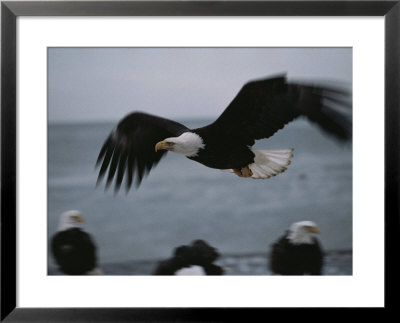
[1,1,399,321]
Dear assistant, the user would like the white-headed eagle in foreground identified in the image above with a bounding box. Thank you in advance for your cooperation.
[51,210,103,275]
[269,221,324,275]
[96,75,351,192]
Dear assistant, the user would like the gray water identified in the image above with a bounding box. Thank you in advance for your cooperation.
[48,118,352,274]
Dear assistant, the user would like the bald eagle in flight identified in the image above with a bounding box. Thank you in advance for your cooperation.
[96,75,351,192]
[269,221,324,275]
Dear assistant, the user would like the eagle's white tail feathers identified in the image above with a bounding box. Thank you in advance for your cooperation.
[248,148,294,179]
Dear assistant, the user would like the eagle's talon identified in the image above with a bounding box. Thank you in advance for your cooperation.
[233,166,253,178]
[241,166,253,177]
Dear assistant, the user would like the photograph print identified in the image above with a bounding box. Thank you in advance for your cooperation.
[48,47,352,276]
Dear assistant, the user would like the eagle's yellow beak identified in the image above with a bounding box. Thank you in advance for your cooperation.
[73,215,85,223]
[155,141,167,152]
[309,226,321,234]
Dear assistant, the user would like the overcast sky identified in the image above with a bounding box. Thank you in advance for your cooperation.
[48,47,352,123]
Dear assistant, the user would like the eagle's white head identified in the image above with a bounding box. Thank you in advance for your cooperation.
[155,132,205,157]
[57,210,85,231]
[287,221,321,245]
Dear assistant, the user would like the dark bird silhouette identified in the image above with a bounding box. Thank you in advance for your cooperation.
[51,210,103,275]
[96,75,351,192]
[153,239,224,275]
[269,221,324,275]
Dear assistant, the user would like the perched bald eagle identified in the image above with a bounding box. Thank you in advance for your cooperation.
[96,75,351,191]
[153,239,224,275]
[51,210,103,275]
[269,221,324,275]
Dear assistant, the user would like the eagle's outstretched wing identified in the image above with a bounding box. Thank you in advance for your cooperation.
[96,112,189,191]
[200,75,351,146]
